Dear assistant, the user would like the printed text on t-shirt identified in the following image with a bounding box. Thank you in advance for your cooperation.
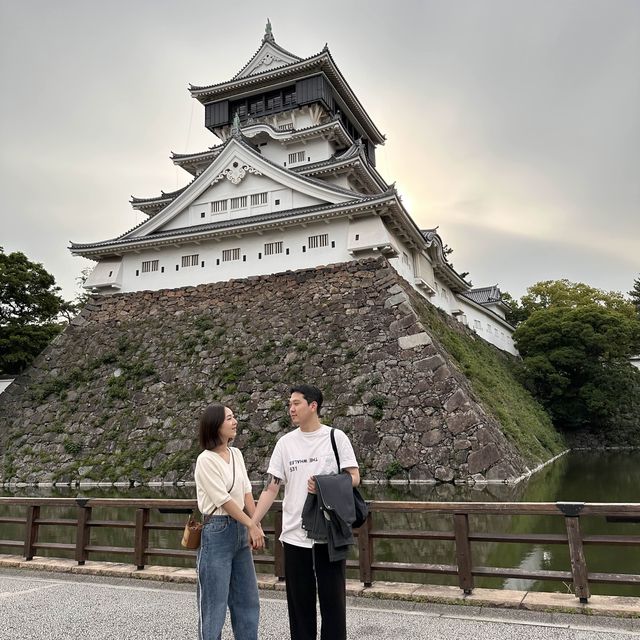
[288,457,318,472]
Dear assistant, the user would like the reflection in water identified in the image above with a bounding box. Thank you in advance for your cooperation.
[502,547,545,591]
[1,450,638,596]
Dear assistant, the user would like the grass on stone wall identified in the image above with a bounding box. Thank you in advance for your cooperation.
[416,300,565,466]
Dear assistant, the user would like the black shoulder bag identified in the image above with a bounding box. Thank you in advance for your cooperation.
[330,428,369,528]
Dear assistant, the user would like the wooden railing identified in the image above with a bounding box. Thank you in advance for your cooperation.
[1,498,639,603]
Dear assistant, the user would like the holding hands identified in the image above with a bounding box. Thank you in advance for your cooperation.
[248,522,265,550]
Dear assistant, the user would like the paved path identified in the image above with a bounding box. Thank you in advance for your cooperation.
[1,569,639,640]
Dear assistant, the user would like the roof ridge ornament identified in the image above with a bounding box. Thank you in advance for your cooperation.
[231,111,242,138]
[263,18,275,43]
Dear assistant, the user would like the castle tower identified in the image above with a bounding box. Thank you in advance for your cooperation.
[70,23,516,354]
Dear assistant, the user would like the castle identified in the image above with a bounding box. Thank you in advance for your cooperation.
[70,22,516,354]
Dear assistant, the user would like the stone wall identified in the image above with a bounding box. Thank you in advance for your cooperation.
[0,258,551,485]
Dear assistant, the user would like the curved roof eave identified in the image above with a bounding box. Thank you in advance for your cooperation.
[69,194,397,257]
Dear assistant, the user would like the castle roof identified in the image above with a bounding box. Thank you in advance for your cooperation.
[462,286,504,305]
[189,43,385,145]
[70,192,398,258]
[231,21,303,79]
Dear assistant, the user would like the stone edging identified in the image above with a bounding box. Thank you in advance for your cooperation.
[1,554,637,619]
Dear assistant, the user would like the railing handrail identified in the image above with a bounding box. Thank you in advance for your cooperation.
[0,496,640,515]
[1,497,639,515]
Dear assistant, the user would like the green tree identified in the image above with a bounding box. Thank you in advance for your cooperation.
[519,279,633,319]
[500,291,529,327]
[629,275,640,316]
[514,303,640,432]
[0,247,67,375]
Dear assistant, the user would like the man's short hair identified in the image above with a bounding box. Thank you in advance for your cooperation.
[290,384,323,416]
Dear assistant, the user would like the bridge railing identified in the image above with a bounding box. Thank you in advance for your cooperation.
[1,497,639,603]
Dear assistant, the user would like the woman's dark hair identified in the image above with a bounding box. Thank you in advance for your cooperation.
[290,384,323,416]
[199,404,227,450]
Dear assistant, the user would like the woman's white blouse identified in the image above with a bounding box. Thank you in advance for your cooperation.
[194,447,252,516]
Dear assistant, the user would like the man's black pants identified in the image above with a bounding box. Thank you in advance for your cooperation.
[283,542,347,640]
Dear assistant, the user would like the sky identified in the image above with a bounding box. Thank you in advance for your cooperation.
[1,0,638,301]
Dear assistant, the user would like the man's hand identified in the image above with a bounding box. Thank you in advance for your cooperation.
[307,476,316,494]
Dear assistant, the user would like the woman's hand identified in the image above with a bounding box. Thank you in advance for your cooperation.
[248,523,265,550]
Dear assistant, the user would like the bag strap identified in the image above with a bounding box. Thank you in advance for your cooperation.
[228,447,236,492]
[330,428,341,473]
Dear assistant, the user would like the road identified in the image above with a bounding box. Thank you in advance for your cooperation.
[1,569,638,639]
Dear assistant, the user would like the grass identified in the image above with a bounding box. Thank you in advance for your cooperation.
[416,300,565,465]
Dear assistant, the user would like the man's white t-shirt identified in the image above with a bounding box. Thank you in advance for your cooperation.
[267,424,358,548]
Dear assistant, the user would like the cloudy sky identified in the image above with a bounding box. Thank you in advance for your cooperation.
[1,0,638,301]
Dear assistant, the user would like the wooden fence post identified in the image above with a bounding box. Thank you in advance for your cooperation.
[453,512,474,595]
[557,502,590,603]
[358,511,373,587]
[24,505,40,561]
[75,506,92,565]
[134,508,150,570]
[565,516,590,603]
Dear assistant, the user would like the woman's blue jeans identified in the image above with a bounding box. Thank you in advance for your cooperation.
[197,516,260,640]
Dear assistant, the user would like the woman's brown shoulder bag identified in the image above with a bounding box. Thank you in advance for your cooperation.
[181,513,202,549]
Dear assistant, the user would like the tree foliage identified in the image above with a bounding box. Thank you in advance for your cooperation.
[629,275,640,316]
[519,279,634,320]
[500,292,529,327]
[513,280,640,435]
[0,247,67,375]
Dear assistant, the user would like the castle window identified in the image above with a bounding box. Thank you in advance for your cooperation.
[474,320,482,331]
[212,199,227,213]
[288,151,305,165]
[230,196,247,210]
[141,260,159,273]
[181,254,199,268]
[283,88,296,106]
[308,233,329,249]
[222,248,241,262]
[250,192,268,206]
[275,199,280,205]
[200,212,205,218]
[264,241,283,256]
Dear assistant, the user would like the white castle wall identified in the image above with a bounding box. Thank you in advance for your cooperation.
[119,218,351,292]
[456,298,517,355]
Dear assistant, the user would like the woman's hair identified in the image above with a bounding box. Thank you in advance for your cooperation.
[199,403,227,450]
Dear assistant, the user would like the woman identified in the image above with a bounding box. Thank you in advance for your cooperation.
[195,404,264,640]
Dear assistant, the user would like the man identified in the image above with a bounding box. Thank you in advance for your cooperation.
[252,384,360,640]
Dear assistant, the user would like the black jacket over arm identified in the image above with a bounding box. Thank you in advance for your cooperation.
[301,472,355,562]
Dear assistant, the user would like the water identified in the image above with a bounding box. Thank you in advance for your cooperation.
[1,450,638,596]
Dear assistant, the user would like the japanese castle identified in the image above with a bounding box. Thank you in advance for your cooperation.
[70,22,516,354]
